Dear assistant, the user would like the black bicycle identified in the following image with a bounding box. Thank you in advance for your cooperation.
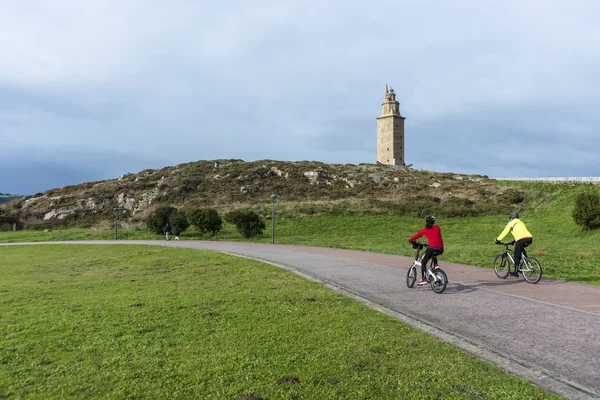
[493,241,542,284]
[406,242,448,294]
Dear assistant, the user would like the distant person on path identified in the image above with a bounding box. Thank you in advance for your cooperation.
[408,216,444,286]
[165,221,172,241]
[494,212,533,277]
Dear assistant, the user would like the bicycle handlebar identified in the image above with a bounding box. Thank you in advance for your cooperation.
[409,241,428,250]
[496,240,515,246]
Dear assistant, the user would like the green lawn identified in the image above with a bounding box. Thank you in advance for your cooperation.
[0,245,557,399]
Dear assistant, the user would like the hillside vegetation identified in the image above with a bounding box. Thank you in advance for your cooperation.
[1,160,599,284]
[0,159,526,230]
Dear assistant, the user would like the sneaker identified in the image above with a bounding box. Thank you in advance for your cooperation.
[417,279,427,286]
[509,271,519,278]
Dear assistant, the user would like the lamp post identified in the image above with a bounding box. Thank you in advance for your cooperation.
[113,207,119,240]
[270,194,277,244]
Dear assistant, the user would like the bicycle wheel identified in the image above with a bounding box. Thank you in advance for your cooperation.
[520,257,542,284]
[430,268,448,294]
[493,254,510,279]
[406,265,417,288]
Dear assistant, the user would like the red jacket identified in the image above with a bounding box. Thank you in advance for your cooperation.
[408,225,444,249]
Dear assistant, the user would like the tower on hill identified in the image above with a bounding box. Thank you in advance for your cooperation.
[376,85,405,166]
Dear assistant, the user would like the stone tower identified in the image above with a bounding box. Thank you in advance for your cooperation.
[376,85,405,165]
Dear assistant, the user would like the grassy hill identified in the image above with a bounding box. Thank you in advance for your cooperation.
[1,159,599,284]
[0,159,524,229]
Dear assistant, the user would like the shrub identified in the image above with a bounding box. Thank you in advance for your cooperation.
[572,190,600,231]
[0,210,21,231]
[188,208,223,235]
[170,211,190,235]
[498,188,526,204]
[224,209,265,238]
[146,206,189,235]
[146,206,175,234]
[224,209,244,225]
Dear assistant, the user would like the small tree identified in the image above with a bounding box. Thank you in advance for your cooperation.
[146,206,189,235]
[225,210,265,238]
[188,208,223,235]
[572,190,600,231]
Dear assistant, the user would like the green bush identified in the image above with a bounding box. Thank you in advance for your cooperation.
[0,210,21,231]
[146,206,175,234]
[224,209,265,238]
[146,206,189,235]
[170,211,190,235]
[188,208,222,235]
[498,188,526,204]
[572,190,600,230]
[223,209,243,225]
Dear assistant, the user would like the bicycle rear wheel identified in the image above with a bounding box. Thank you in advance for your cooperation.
[430,269,448,294]
[493,254,510,279]
[406,265,417,288]
[520,257,542,284]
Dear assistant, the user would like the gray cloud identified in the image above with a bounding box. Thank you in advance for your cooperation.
[0,148,154,195]
[0,85,114,122]
[1,1,599,194]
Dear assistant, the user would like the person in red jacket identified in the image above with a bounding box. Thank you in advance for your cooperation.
[408,215,444,285]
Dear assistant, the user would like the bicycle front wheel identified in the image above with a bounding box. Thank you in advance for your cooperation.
[406,265,417,288]
[521,257,542,284]
[430,269,448,294]
[493,254,510,279]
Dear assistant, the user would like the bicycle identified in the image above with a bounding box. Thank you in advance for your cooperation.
[406,242,448,294]
[493,241,542,284]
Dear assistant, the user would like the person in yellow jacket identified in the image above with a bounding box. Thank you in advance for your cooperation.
[494,212,533,277]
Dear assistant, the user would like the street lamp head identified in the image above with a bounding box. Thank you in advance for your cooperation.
[270,194,277,200]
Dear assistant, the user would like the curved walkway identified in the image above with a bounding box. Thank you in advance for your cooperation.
[4,240,600,399]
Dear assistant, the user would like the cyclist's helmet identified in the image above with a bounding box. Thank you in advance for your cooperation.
[509,212,519,220]
[425,215,436,227]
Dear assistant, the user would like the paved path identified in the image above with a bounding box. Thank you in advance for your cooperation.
[5,241,600,399]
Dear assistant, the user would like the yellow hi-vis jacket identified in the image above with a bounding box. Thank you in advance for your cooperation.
[496,218,533,241]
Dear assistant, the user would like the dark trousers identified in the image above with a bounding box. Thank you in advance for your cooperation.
[422,247,443,279]
[514,237,533,271]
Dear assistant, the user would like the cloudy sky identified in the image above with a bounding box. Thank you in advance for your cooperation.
[1,0,599,195]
